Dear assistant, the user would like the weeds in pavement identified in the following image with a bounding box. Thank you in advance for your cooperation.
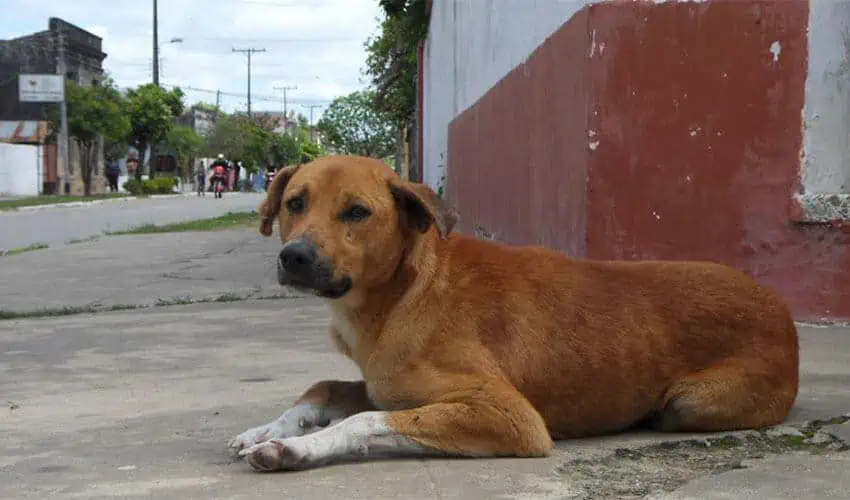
[0,292,302,321]
[0,305,93,319]
[0,303,142,320]
[105,211,258,236]
[0,193,128,211]
[154,296,195,306]
[67,235,101,245]
[1,243,49,257]
[214,293,243,302]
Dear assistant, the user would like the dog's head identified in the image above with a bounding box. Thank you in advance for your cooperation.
[258,156,457,300]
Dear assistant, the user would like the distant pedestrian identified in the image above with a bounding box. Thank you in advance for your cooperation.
[233,161,242,192]
[105,162,121,192]
[196,161,206,197]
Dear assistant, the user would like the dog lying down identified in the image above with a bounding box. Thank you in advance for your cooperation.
[228,155,799,472]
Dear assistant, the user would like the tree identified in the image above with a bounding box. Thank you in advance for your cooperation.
[125,83,185,180]
[164,125,204,180]
[317,90,396,158]
[204,113,251,173]
[296,138,325,163]
[54,78,130,196]
[363,0,430,126]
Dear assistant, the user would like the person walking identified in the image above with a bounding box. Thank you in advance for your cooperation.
[196,160,206,197]
[105,161,121,192]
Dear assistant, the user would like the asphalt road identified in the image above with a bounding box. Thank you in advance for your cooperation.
[0,193,265,250]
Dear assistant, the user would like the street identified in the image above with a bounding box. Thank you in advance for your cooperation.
[0,193,265,250]
[0,214,848,498]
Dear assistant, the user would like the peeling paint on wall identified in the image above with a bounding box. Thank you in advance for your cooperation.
[770,41,782,62]
[443,0,850,320]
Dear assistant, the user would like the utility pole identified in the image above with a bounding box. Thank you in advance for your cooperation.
[150,0,160,179]
[56,27,71,194]
[215,90,221,117]
[232,47,266,119]
[273,84,297,129]
[152,0,160,86]
[302,103,323,142]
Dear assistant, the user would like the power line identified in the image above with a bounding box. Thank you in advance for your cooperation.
[161,83,328,105]
[208,0,330,7]
[112,33,358,44]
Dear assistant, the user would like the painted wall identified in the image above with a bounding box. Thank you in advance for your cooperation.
[425,0,850,321]
[422,0,590,191]
[803,0,850,194]
[0,143,40,196]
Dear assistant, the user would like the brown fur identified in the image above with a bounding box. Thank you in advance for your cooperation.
[258,155,800,458]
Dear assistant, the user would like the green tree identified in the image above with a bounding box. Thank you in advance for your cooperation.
[317,90,395,158]
[164,125,205,180]
[297,138,325,163]
[55,78,130,196]
[125,83,185,180]
[363,0,430,126]
[204,113,251,172]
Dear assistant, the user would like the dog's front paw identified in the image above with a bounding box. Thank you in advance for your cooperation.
[228,406,328,455]
[228,422,289,455]
[239,438,312,471]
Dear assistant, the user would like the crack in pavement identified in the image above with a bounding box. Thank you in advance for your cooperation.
[557,416,850,499]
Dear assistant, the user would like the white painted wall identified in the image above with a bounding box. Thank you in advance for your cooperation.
[802,0,850,194]
[0,143,40,197]
[422,0,589,190]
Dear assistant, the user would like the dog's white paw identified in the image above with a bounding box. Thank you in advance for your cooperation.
[239,438,313,471]
[227,404,327,455]
[228,421,292,454]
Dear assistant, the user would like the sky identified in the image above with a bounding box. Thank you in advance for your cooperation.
[1,0,385,121]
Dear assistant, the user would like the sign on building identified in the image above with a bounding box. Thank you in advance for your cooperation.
[18,74,65,103]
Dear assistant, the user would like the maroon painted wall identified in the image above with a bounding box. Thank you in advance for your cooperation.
[446,0,850,321]
[448,9,591,257]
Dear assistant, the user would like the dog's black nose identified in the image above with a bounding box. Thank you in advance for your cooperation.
[278,239,318,276]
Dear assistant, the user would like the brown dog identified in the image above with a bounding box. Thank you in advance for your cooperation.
[228,155,799,471]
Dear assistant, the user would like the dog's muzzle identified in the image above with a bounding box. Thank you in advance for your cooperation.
[276,238,352,298]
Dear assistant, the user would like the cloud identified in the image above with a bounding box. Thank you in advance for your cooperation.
[3,0,384,119]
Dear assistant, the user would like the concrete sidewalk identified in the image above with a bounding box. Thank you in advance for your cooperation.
[0,229,300,315]
[1,299,849,499]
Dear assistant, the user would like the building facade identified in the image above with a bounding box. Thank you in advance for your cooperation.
[419,0,850,321]
[177,105,216,138]
[0,18,108,195]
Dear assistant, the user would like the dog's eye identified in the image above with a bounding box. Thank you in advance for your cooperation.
[339,204,371,222]
[286,196,305,215]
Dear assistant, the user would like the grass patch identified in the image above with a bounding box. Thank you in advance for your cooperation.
[1,243,48,257]
[106,211,258,236]
[0,193,128,211]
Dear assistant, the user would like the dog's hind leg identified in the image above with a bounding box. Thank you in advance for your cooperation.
[653,360,798,432]
[239,383,554,471]
[228,379,375,454]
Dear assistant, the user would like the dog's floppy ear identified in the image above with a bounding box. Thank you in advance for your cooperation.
[258,164,300,237]
[389,179,458,239]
